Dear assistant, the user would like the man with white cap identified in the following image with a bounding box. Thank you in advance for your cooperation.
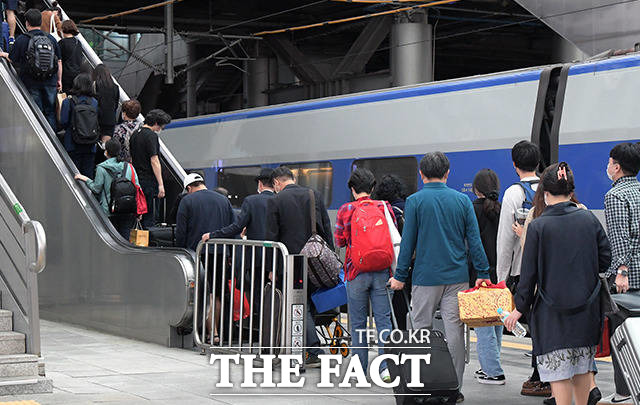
[175,173,235,251]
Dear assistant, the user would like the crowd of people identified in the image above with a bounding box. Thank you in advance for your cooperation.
[173,140,638,405]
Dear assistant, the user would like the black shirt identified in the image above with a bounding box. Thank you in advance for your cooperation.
[176,189,235,251]
[472,198,499,283]
[129,127,159,181]
[9,29,61,88]
[58,37,83,91]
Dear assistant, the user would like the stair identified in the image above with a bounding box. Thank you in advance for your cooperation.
[0,308,51,395]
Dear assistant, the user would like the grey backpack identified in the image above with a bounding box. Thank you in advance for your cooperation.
[300,189,342,289]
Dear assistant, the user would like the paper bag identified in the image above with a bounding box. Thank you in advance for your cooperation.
[129,219,149,247]
[56,92,66,122]
[458,281,514,327]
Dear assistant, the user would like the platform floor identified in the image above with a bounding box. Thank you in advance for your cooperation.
[1,320,616,404]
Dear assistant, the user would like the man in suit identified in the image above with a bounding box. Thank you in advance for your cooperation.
[265,166,334,367]
[202,168,275,242]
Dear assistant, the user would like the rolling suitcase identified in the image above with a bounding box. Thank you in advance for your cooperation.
[611,317,640,404]
[148,225,176,247]
[384,287,459,405]
[260,282,283,354]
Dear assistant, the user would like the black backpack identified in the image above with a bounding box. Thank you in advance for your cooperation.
[25,31,58,80]
[70,96,100,144]
[108,163,137,214]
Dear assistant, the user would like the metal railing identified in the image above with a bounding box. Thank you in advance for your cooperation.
[194,239,308,358]
[0,172,46,356]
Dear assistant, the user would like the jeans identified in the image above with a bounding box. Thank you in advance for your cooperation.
[28,85,57,131]
[475,325,504,377]
[138,177,158,229]
[69,151,95,178]
[346,270,393,373]
[306,299,323,356]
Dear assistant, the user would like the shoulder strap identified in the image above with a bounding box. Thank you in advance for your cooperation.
[538,282,600,316]
[308,189,317,235]
[119,162,128,179]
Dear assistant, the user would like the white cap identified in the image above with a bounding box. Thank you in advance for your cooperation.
[183,173,204,190]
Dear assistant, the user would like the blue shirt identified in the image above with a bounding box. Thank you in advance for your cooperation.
[9,29,61,88]
[60,95,98,154]
[395,182,490,286]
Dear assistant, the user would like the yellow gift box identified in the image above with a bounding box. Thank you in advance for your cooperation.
[458,282,514,327]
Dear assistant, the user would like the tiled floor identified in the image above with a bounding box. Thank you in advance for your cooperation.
[0,320,616,404]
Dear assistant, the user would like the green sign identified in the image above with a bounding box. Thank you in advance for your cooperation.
[12,203,23,215]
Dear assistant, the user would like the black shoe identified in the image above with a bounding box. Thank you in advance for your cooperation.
[543,398,556,405]
[588,387,602,405]
[305,353,321,368]
[456,392,464,403]
[477,374,506,385]
[474,368,486,377]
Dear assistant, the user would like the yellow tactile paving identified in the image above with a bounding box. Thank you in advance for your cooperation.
[0,401,40,405]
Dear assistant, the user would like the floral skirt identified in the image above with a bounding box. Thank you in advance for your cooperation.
[536,346,597,382]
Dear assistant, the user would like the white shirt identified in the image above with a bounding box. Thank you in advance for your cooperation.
[496,176,539,282]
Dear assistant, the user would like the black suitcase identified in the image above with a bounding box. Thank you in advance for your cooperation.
[384,287,459,405]
[261,282,283,354]
[148,225,176,247]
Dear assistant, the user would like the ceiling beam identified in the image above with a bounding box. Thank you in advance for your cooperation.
[264,35,328,84]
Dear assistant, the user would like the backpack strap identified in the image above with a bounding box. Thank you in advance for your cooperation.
[308,189,317,235]
[119,162,128,179]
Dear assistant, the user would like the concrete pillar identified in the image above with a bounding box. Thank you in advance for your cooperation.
[164,2,174,84]
[186,42,197,117]
[391,11,433,87]
[247,57,271,108]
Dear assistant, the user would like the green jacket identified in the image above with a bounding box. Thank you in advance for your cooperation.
[86,158,140,214]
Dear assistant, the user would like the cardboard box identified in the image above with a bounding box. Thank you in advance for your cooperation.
[458,285,514,327]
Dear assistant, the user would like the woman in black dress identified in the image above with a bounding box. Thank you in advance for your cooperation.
[92,63,119,141]
[504,162,611,405]
[58,20,83,93]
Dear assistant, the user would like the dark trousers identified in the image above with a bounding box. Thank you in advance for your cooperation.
[110,214,135,241]
[138,177,158,229]
[69,151,95,178]
[28,84,57,131]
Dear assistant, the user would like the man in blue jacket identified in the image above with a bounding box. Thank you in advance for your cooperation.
[389,152,490,402]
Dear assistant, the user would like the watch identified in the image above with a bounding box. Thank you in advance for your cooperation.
[618,269,629,277]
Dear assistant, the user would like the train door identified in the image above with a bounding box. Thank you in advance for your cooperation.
[530,64,571,170]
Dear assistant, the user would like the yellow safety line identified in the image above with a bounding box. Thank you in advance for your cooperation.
[0,401,41,405]
[252,0,459,36]
[470,336,612,363]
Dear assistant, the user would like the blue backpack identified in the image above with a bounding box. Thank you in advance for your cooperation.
[515,180,539,210]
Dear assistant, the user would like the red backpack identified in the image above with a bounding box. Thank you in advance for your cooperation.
[350,200,394,273]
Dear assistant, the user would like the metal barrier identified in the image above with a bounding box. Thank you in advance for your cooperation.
[0,172,46,356]
[194,239,307,358]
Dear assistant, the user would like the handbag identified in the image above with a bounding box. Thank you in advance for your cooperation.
[300,189,342,289]
[48,13,60,41]
[55,92,66,122]
[383,203,401,274]
[127,163,147,216]
[227,280,250,321]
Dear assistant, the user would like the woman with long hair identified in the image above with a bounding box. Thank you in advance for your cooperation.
[92,64,119,141]
[470,168,506,385]
[505,162,610,405]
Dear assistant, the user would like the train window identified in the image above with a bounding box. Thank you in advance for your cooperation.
[287,162,333,207]
[217,166,262,208]
[352,157,418,196]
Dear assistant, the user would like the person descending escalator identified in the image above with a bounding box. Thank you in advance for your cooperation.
[74,138,140,240]
[0,8,62,131]
[59,73,100,177]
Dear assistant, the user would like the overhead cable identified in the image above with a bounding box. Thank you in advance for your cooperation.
[253,0,459,36]
[80,0,184,24]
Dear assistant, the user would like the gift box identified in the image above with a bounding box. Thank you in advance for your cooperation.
[458,281,514,327]
[311,269,347,314]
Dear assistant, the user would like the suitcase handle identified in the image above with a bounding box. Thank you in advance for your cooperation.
[385,282,414,330]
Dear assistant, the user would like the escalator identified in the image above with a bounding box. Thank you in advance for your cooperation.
[0,2,195,346]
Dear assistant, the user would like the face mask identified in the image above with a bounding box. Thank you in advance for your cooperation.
[606,164,614,181]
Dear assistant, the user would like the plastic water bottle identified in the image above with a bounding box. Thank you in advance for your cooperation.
[497,308,527,338]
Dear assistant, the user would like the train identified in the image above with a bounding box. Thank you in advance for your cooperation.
[161,53,640,222]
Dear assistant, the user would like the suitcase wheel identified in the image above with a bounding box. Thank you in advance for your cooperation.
[334,324,344,338]
[329,340,339,355]
[340,342,349,358]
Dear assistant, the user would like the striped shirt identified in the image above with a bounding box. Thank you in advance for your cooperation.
[605,176,640,289]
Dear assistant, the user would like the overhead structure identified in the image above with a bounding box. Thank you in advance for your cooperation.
[391,10,433,86]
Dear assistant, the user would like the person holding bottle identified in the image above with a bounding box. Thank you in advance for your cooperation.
[504,162,611,405]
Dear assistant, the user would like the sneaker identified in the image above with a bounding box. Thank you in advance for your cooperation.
[477,374,506,385]
[521,380,551,397]
[589,387,602,405]
[380,368,391,383]
[456,392,465,403]
[474,368,486,378]
[598,393,633,404]
[305,353,321,368]
[8,37,14,47]
[543,398,556,405]
[524,350,533,358]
